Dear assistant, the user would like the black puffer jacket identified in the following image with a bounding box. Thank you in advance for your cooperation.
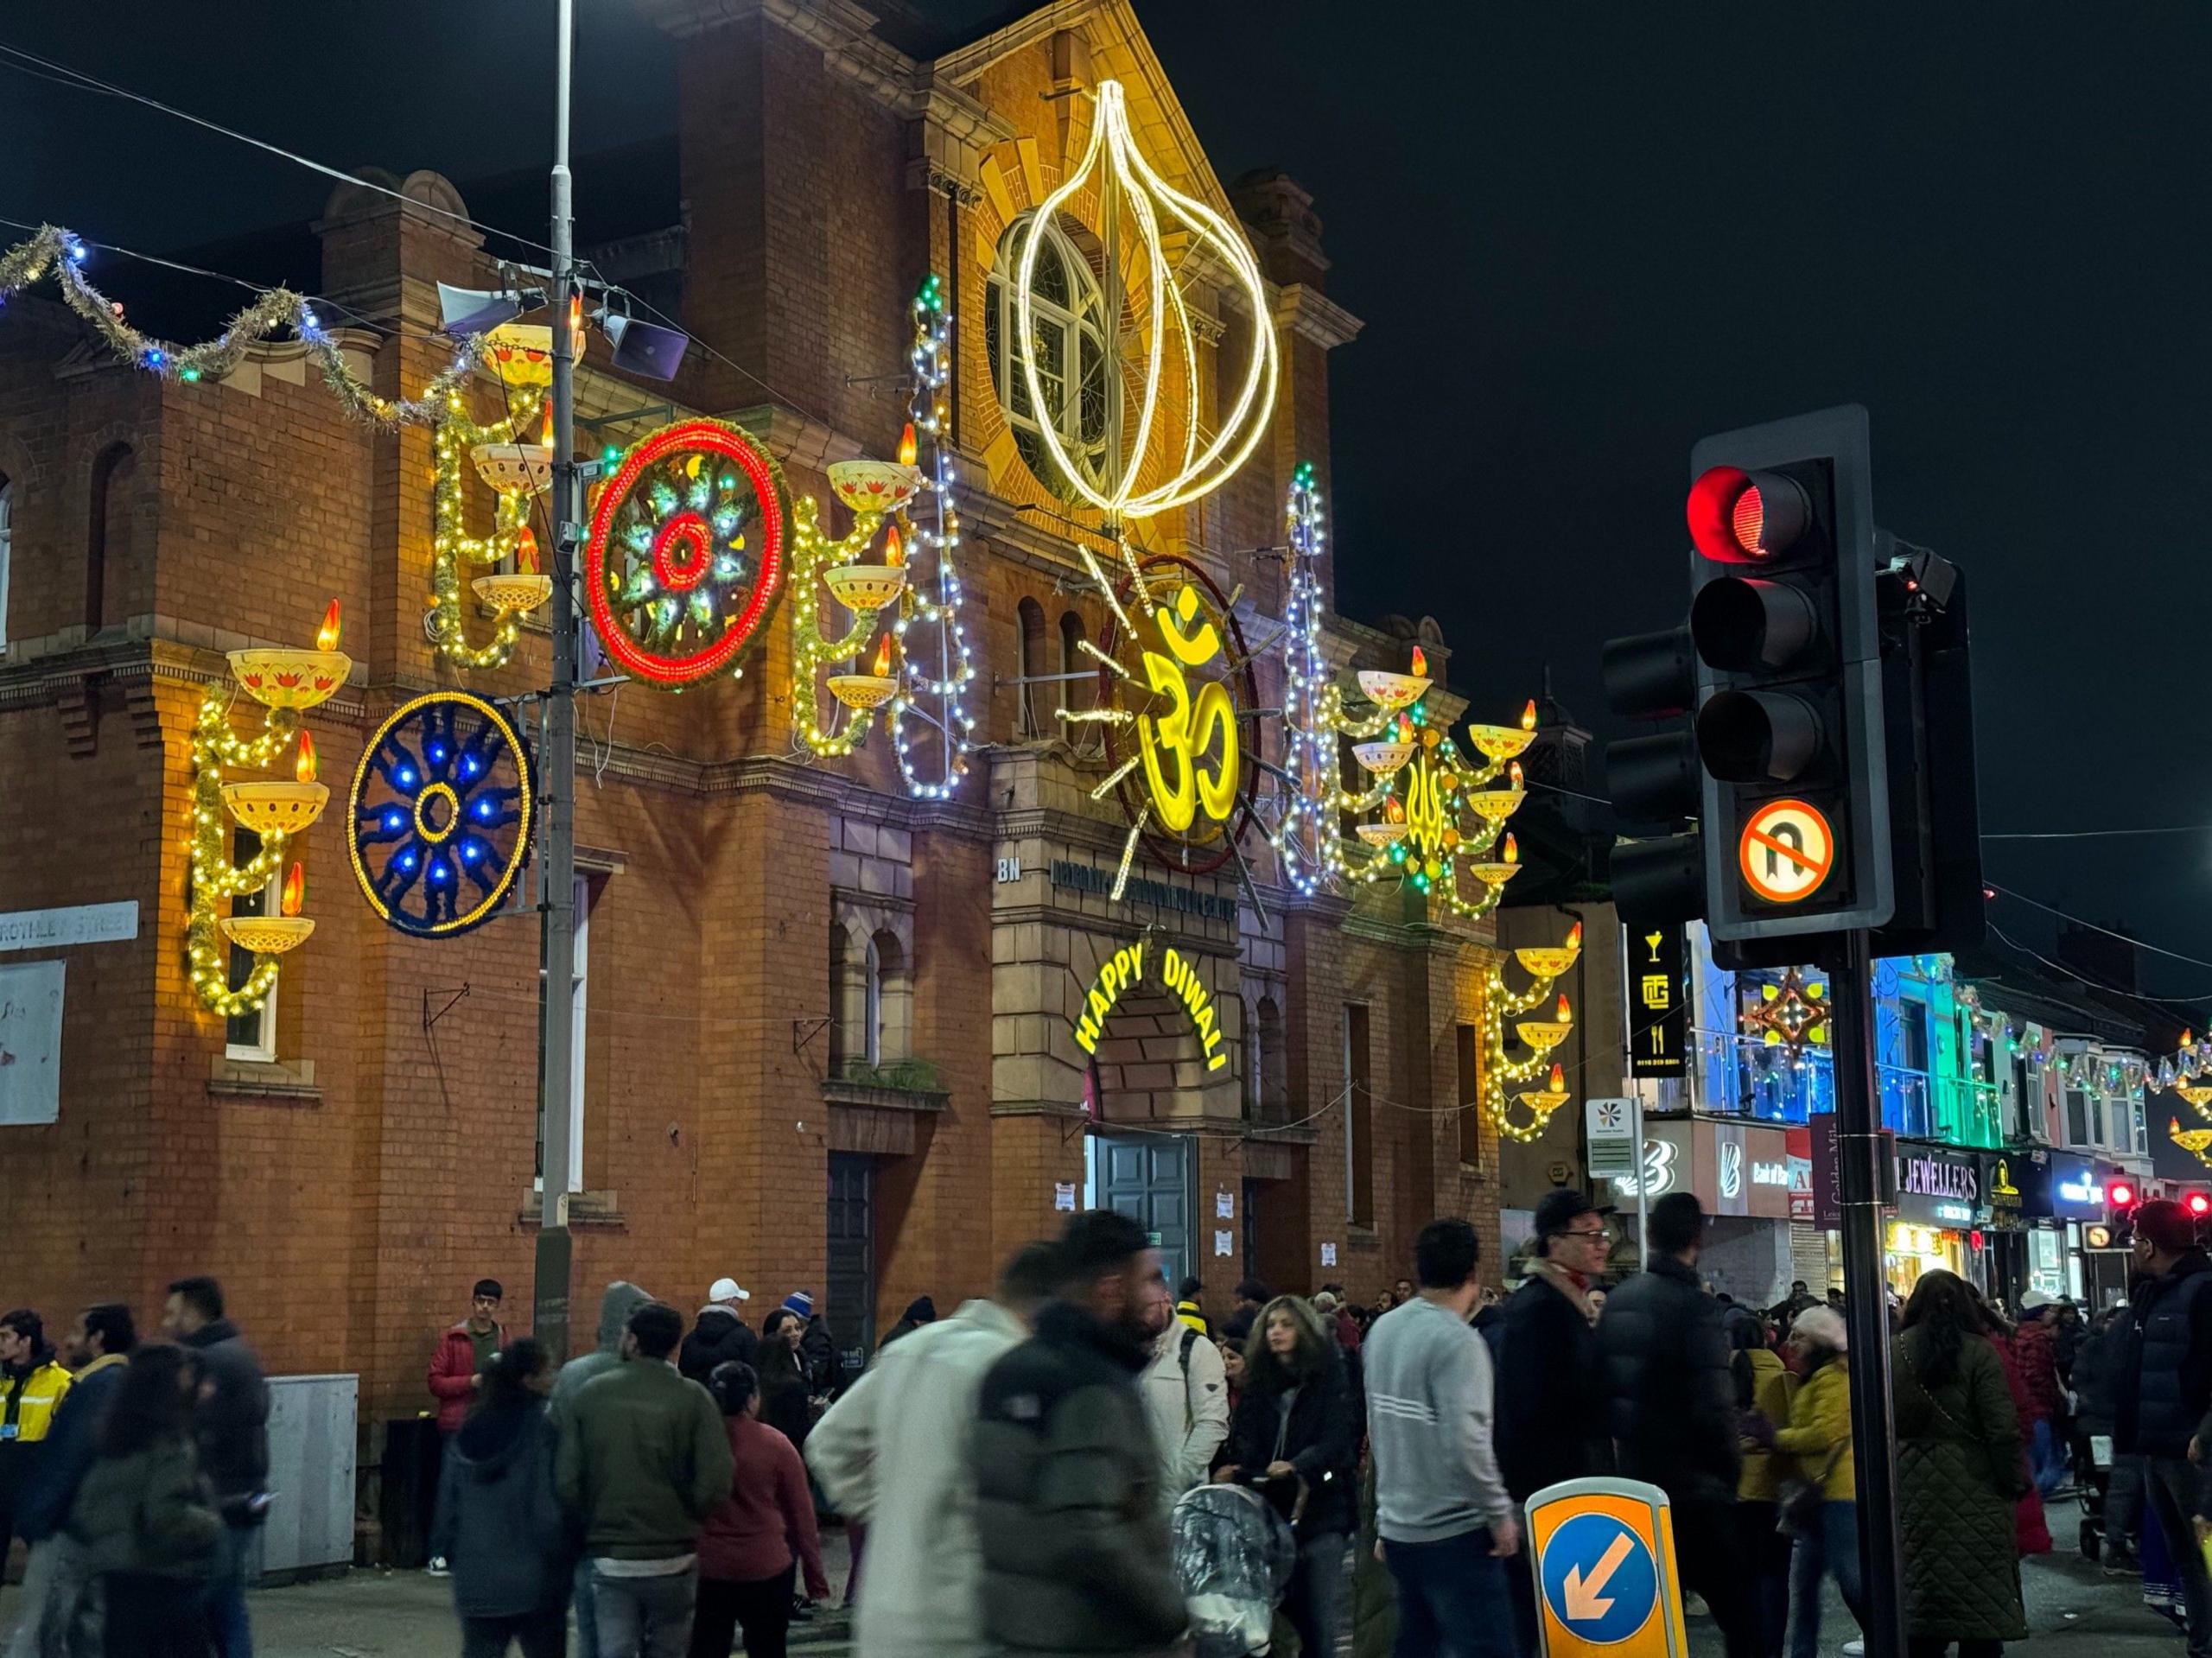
[2119,1251,2212,1458]
[974,1302,1185,1655]
[679,1308,758,1386]
[1596,1256,1739,1508]
[1216,1344,1359,1538]
[179,1318,270,1507]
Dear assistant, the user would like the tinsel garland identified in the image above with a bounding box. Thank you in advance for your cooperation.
[0,224,480,429]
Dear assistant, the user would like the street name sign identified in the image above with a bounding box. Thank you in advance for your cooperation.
[1528,1477,1687,1658]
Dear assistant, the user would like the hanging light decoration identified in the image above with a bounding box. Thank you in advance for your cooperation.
[1012,79,1278,518]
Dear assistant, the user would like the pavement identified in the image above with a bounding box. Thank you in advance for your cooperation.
[0,1501,2185,1656]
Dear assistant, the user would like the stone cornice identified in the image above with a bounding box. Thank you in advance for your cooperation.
[1274,283,1364,351]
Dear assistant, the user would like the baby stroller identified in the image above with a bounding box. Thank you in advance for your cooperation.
[1173,1480,1298,1656]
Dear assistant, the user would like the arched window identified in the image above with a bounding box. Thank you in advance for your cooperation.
[0,475,13,655]
[830,921,868,1075]
[984,213,1110,498]
[1015,595,1048,739]
[86,442,135,633]
[1058,611,1089,719]
[869,929,912,1068]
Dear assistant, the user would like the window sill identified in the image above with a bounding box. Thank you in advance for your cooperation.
[517,1189,625,1229]
[823,1077,949,1115]
[206,1058,321,1103]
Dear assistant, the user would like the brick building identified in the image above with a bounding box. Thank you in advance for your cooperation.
[0,0,1543,1435]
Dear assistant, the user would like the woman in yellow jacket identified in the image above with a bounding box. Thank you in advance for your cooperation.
[1735,1318,1798,1658]
[1773,1307,1866,1658]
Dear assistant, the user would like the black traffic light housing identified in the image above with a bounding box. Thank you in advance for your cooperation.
[1600,627,1706,923]
[1688,406,1894,945]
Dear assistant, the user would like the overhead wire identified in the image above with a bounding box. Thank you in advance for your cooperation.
[0,41,563,263]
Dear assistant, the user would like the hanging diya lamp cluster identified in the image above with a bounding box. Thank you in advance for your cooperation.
[426,323,557,670]
[187,600,351,1017]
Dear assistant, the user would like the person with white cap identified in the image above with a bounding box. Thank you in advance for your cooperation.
[1775,1304,1866,1658]
[681,1279,758,1387]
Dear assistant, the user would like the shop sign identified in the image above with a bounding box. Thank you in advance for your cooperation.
[1611,1128,1686,1201]
[1702,1118,1793,1219]
[1050,859,1238,924]
[1628,924,1688,1078]
[1981,1158,2025,1237]
[1806,1112,1842,1229]
[1894,1144,1982,1229]
[1071,939,1229,1072]
[2050,1153,2105,1221]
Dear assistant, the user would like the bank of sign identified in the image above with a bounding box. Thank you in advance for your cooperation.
[1071,939,1229,1071]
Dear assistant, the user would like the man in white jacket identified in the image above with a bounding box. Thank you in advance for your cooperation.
[1137,1269,1231,1507]
[807,1244,1059,1658]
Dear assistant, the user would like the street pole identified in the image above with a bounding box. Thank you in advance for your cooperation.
[532,0,579,1363]
[1831,927,1903,1658]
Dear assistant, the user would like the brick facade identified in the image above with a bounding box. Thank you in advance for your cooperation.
[0,0,1535,1461]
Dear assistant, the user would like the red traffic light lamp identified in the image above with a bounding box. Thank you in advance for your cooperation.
[2109,1180,2137,1210]
[2188,1191,2209,1219]
[1688,466,1813,563]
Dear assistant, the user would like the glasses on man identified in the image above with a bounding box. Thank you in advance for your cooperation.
[1560,1225,1609,1243]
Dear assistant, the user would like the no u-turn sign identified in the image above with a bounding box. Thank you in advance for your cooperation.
[1738,797,1834,905]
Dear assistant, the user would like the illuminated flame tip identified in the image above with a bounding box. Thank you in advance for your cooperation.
[295,732,318,785]
[281,864,306,918]
[315,599,342,652]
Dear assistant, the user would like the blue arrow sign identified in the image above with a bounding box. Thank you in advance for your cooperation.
[1540,1512,1659,1645]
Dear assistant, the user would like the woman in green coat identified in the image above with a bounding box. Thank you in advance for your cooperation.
[1894,1271,2030,1658]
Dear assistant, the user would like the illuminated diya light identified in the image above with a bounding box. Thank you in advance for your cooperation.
[469,398,557,496]
[2177,1083,2212,1117]
[221,727,331,837]
[1515,922,1583,981]
[2172,1119,2212,1165]
[485,323,554,388]
[1357,795,1410,847]
[1516,999,1576,1054]
[1515,1062,1573,1115]
[1357,642,1431,712]
[826,457,924,517]
[472,572,554,613]
[229,599,353,711]
[823,527,909,613]
[829,632,899,710]
[221,862,315,955]
[1467,699,1541,764]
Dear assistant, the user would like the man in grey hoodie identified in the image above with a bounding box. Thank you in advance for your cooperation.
[550,1282,653,1658]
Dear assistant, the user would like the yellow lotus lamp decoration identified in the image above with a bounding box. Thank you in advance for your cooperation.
[1357,645,1432,713]
[1356,795,1410,848]
[2172,1119,2212,1167]
[484,322,554,389]
[189,601,343,1018]
[2177,1083,2212,1117]
[1469,832,1522,890]
[221,863,315,956]
[829,632,899,712]
[1354,714,1419,777]
[1487,924,1582,1144]
[1468,700,1541,764]
[429,380,552,670]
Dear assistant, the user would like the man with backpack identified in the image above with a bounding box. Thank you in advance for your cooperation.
[1138,1268,1230,1509]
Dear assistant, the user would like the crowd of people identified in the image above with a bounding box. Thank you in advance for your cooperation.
[5,1192,2212,1658]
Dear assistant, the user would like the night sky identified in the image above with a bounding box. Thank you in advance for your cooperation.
[5,3,2208,997]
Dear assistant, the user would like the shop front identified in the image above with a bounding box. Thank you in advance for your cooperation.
[2048,1153,2130,1310]
[1614,1115,1794,1304]
[1979,1149,2063,1308]
[1888,1142,1986,1295]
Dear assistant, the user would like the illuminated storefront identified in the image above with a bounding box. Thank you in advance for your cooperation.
[1887,1143,1985,1294]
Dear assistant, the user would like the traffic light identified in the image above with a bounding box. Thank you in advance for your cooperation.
[2187,1191,2209,1219]
[2110,1180,2139,1247]
[1685,408,1892,945]
[1600,407,1984,961]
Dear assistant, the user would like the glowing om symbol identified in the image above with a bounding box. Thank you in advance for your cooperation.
[1136,584,1240,835]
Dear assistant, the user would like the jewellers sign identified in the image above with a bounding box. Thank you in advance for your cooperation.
[1894,1145,1983,1229]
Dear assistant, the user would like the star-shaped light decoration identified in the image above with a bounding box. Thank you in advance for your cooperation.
[1742,968,1829,1057]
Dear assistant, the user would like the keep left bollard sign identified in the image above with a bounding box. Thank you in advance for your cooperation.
[1526,1477,1687,1658]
